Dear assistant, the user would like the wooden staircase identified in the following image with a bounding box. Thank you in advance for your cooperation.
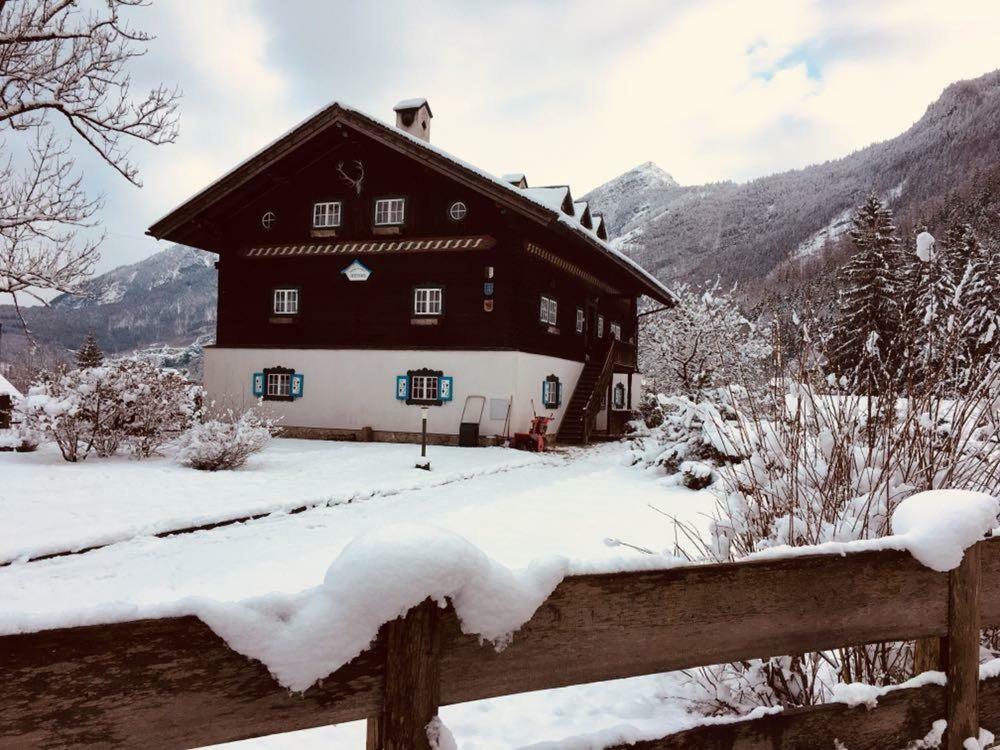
[557,342,617,445]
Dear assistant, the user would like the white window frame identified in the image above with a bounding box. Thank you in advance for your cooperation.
[610,321,622,341]
[414,287,443,316]
[448,201,468,221]
[410,374,440,402]
[374,197,406,226]
[597,314,605,338]
[575,307,584,334]
[540,295,558,326]
[312,201,342,228]
[273,288,299,315]
[266,372,291,398]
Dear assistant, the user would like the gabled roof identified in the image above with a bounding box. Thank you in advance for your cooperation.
[0,372,22,400]
[147,102,674,305]
[393,98,432,115]
[573,201,593,229]
[502,173,528,188]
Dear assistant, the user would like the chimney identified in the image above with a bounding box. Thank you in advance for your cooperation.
[393,98,432,142]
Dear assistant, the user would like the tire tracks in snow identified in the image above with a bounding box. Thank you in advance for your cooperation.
[1,452,567,568]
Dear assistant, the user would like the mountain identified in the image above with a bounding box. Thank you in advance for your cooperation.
[585,69,1000,290]
[0,244,217,372]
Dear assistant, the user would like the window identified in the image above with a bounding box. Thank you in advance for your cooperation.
[414,287,443,316]
[597,314,605,338]
[613,382,627,410]
[610,321,622,341]
[267,371,291,398]
[253,366,303,402]
[398,368,453,405]
[542,375,561,409]
[540,295,558,326]
[576,307,584,334]
[313,201,342,228]
[374,197,406,226]
[448,201,468,221]
[410,374,439,402]
[273,288,299,315]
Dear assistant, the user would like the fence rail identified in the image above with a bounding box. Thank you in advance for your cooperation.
[3,539,1000,749]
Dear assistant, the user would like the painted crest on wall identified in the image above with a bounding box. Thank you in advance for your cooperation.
[341,259,372,281]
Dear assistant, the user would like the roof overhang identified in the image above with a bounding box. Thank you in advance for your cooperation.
[147,102,675,307]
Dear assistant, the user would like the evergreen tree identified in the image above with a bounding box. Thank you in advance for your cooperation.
[829,194,905,392]
[960,232,1000,372]
[76,333,104,369]
[911,233,959,390]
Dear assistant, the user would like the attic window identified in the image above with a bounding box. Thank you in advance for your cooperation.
[313,201,342,228]
[448,201,467,222]
[375,198,406,226]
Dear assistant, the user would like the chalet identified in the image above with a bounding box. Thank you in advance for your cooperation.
[148,99,674,445]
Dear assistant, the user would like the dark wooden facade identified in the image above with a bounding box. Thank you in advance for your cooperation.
[149,106,665,367]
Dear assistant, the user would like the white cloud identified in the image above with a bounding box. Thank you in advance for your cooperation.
[84,0,1000,273]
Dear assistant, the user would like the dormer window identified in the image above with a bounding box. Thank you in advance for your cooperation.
[313,201,342,228]
[375,197,406,226]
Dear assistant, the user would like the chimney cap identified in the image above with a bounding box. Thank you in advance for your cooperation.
[393,98,432,117]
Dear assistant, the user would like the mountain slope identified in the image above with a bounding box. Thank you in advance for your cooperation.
[585,69,1000,288]
[0,245,217,359]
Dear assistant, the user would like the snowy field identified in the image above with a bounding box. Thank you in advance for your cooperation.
[0,438,720,749]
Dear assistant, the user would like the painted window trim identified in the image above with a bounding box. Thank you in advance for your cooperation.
[542,374,561,409]
[272,287,300,315]
[262,365,295,402]
[612,381,628,411]
[597,314,605,338]
[312,201,343,228]
[374,196,407,226]
[413,285,445,316]
[575,307,584,335]
[405,367,444,406]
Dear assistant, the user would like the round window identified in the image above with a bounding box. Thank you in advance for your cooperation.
[261,211,276,230]
[448,201,468,221]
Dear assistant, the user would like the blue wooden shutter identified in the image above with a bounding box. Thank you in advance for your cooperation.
[440,376,454,402]
[396,375,409,400]
[291,373,304,399]
[252,372,264,397]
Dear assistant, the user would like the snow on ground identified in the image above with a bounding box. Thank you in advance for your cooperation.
[0,439,719,749]
[0,439,551,562]
[0,442,716,636]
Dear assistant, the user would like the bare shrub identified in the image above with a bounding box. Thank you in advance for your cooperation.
[175,407,278,471]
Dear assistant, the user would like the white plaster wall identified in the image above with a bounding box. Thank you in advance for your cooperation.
[204,348,585,437]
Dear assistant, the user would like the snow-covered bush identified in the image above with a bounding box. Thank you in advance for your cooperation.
[0,426,39,452]
[640,280,772,400]
[16,360,201,462]
[175,407,278,471]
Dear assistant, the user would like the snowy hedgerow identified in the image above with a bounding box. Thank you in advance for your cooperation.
[175,406,278,471]
[16,360,202,462]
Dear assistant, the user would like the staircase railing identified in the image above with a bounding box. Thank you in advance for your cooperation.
[580,340,617,443]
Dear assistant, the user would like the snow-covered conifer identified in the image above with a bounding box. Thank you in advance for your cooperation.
[75,333,104,369]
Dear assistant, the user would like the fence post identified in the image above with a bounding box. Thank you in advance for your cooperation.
[371,599,442,750]
[944,542,981,750]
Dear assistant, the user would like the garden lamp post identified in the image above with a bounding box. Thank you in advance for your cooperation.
[416,406,431,470]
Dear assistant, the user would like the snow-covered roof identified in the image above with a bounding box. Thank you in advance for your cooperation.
[393,98,431,115]
[0,373,21,400]
[573,201,593,229]
[148,100,675,305]
[502,173,527,186]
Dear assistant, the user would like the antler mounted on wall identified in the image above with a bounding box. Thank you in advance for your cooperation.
[337,160,365,196]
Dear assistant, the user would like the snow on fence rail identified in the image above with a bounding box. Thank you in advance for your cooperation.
[4,539,1000,750]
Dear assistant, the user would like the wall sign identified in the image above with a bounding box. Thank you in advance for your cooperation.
[341,259,372,281]
[484,299,494,312]
[483,282,494,297]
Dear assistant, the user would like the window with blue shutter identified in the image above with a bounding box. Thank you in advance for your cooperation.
[291,373,304,399]
[440,376,453,402]
[260,366,295,402]
[542,374,561,409]
[403,368,450,406]
[396,375,409,400]
[252,372,264,397]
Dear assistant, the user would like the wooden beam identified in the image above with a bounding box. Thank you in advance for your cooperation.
[381,600,442,750]
[0,616,384,749]
[945,544,981,750]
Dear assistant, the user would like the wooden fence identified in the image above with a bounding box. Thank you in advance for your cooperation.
[4,538,1000,750]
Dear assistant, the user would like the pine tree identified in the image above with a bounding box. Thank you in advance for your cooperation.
[829,194,905,392]
[911,233,959,390]
[76,333,104,369]
[960,232,1000,374]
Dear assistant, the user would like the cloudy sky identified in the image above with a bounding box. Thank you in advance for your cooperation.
[80,0,1000,273]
